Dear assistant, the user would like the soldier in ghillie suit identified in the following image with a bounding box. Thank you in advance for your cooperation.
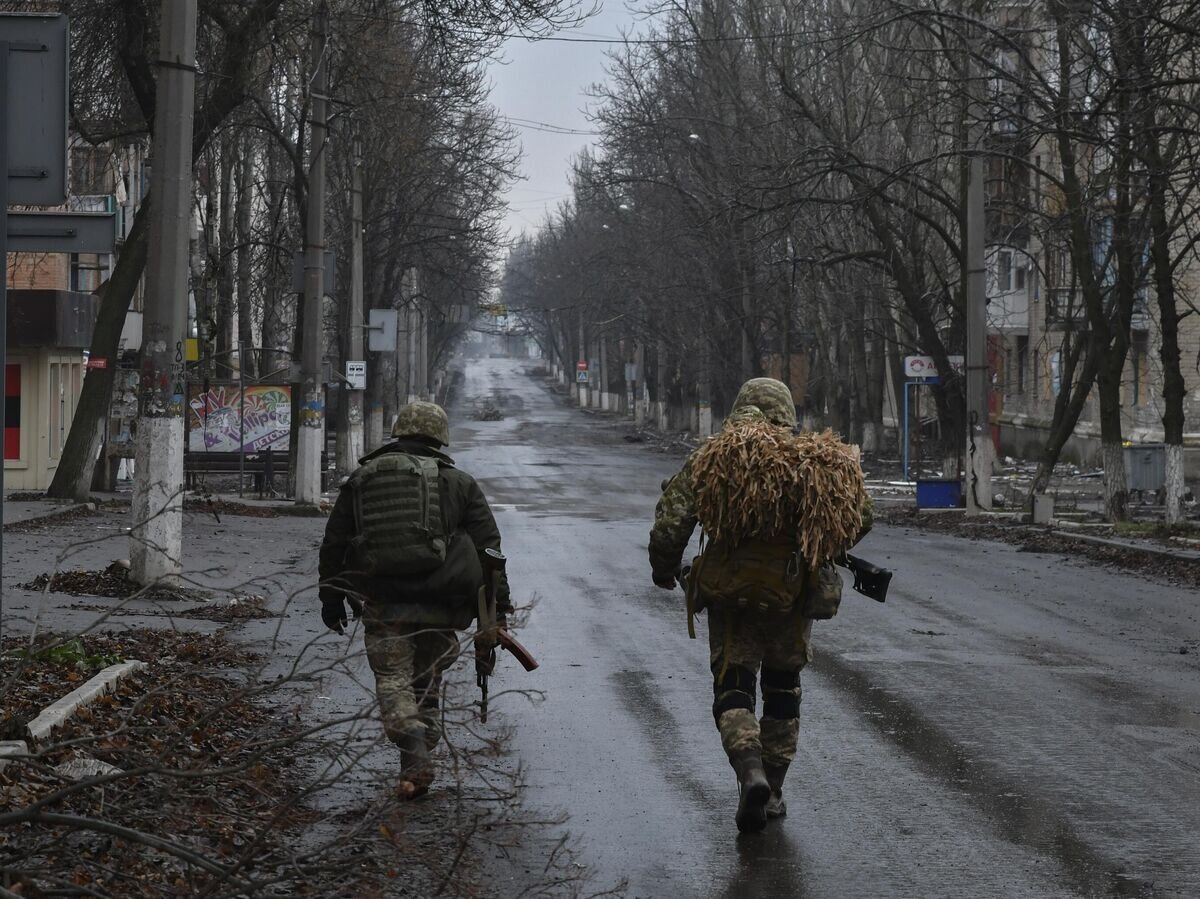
[319,401,511,799]
[649,378,872,833]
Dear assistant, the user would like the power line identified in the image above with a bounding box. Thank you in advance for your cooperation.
[502,115,600,135]
[475,27,814,45]
[343,12,812,47]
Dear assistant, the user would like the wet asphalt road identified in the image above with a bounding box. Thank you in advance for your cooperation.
[452,357,1200,899]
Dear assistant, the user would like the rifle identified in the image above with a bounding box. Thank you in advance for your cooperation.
[836,553,892,603]
[475,548,538,723]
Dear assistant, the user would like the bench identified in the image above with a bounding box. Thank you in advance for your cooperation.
[184,449,332,497]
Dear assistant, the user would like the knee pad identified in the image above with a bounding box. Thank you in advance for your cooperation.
[712,665,756,720]
[761,667,801,720]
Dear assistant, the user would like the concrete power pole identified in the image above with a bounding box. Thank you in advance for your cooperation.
[337,138,365,476]
[296,3,328,506]
[965,57,993,515]
[131,0,198,585]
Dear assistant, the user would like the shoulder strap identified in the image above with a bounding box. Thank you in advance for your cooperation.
[415,455,447,539]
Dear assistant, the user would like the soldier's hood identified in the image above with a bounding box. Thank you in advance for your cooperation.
[359,439,454,467]
[730,378,796,428]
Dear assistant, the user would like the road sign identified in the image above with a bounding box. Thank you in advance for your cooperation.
[904,354,965,379]
[346,360,366,390]
[290,249,336,295]
[1,13,68,205]
[576,370,589,383]
[367,309,397,352]
[904,355,937,378]
[7,210,117,253]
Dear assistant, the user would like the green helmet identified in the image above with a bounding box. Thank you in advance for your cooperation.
[391,401,450,446]
[724,403,766,428]
[730,378,796,428]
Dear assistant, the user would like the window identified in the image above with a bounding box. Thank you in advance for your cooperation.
[1032,349,1040,398]
[1016,265,1026,291]
[70,253,106,293]
[999,251,1013,292]
[1051,350,1062,397]
[70,145,112,195]
[1017,336,1028,394]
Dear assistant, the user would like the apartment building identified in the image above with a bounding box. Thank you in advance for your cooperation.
[4,138,148,490]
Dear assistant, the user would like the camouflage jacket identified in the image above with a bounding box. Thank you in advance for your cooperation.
[319,439,511,628]
[648,450,874,580]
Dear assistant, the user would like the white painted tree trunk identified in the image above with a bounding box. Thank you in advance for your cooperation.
[295,412,324,505]
[861,421,880,454]
[130,418,184,586]
[1165,442,1185,525]
[366,406,383,452]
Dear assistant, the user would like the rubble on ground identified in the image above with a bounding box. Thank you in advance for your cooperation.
[472,400,504,421]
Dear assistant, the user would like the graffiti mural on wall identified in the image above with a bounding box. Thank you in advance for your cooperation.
[187,385,292,453]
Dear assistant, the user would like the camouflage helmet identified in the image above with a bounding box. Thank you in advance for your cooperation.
[391,401,450,446]
[723,403,766,428]
[730,378,796,428]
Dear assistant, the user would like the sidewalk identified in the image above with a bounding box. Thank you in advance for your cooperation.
[2,493,92,527]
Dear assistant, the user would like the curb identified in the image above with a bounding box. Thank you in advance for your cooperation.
[4,501,96,530]
[25,659,147,745]
[1050,530,1200,563]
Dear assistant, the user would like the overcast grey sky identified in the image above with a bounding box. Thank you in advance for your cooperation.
[488,3,645,243]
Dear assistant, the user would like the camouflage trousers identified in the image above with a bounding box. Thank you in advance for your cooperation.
[707,605,812,768]
[363,620,461,750]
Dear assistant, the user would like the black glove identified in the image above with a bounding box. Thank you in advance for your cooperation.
[652,570,677,590]
[320,593,347,634]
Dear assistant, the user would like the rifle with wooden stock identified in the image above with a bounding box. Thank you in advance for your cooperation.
[475,548,538,723]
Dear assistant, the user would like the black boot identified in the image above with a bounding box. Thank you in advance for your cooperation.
[396,729,433,800]
[731,750,770,833]
[765,763,789,819]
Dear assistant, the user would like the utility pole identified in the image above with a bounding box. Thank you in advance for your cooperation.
[296,2,327,506]
[337,136,365,476]
[965,43,993,515]
[131,0,197,585]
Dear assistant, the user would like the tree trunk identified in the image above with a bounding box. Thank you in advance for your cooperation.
[46,202,151,500]
[1097,367,1129,522]
[235,132,257,378]
[1165,444,1184,526]
[216,141,235,373]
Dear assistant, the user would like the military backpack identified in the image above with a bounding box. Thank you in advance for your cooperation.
[348,453,447,576]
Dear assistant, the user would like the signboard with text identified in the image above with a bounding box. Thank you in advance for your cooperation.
[187,384,292,453]
[904,355,964,379]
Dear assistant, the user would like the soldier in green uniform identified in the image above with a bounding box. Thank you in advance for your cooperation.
[319,401,511,799]
[649,378,871,832]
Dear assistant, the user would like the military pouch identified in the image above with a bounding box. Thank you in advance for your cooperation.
[689,540,806,617]
[801,562,843,620]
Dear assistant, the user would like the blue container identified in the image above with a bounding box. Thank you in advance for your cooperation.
[916,478,962,509]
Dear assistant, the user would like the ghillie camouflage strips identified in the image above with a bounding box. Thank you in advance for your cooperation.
[691,421,866,564]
